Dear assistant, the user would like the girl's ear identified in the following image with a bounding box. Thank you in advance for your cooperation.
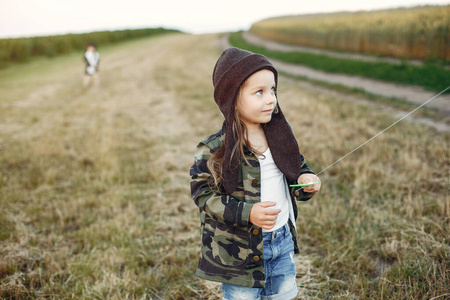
[273,104,279,114]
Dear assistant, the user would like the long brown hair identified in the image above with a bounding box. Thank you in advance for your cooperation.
[207,112,249,189]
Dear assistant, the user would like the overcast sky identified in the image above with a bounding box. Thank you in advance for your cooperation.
[0,0,448,38]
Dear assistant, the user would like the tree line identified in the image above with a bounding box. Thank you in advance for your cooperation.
[0,27,180,67]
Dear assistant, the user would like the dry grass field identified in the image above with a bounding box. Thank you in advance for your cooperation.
[0,33,448,299]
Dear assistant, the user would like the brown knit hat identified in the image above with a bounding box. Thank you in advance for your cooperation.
[213,47,303,194]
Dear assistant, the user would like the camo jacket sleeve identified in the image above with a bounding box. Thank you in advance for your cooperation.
[189,133,253,228]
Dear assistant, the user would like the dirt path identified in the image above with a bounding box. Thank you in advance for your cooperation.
[240,32,450,116]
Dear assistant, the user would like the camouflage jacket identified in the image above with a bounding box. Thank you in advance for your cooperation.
[189,129,315,288]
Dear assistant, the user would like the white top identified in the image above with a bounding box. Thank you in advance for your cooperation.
[85,51,99,75]
[258,148,293,232]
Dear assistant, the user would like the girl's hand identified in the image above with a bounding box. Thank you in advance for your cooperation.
[249,202,280,230]
[298,174,321,193]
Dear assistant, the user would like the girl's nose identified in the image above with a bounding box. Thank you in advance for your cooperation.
[266,93,276,105]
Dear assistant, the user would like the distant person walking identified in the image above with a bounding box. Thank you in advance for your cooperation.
[83,43,100,88]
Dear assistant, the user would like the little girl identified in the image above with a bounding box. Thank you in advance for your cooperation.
[83,43,100,88]
[190,47,321,300]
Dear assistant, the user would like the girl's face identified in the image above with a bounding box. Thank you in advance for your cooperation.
[236,69,277,128]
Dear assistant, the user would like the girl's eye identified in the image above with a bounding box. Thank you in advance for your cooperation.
[256,90,263,95]
[271,87,276,93]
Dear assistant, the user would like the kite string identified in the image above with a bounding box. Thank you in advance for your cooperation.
[316,85,450,176]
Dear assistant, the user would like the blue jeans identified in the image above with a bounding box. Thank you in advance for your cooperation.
[222,223,298,300]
